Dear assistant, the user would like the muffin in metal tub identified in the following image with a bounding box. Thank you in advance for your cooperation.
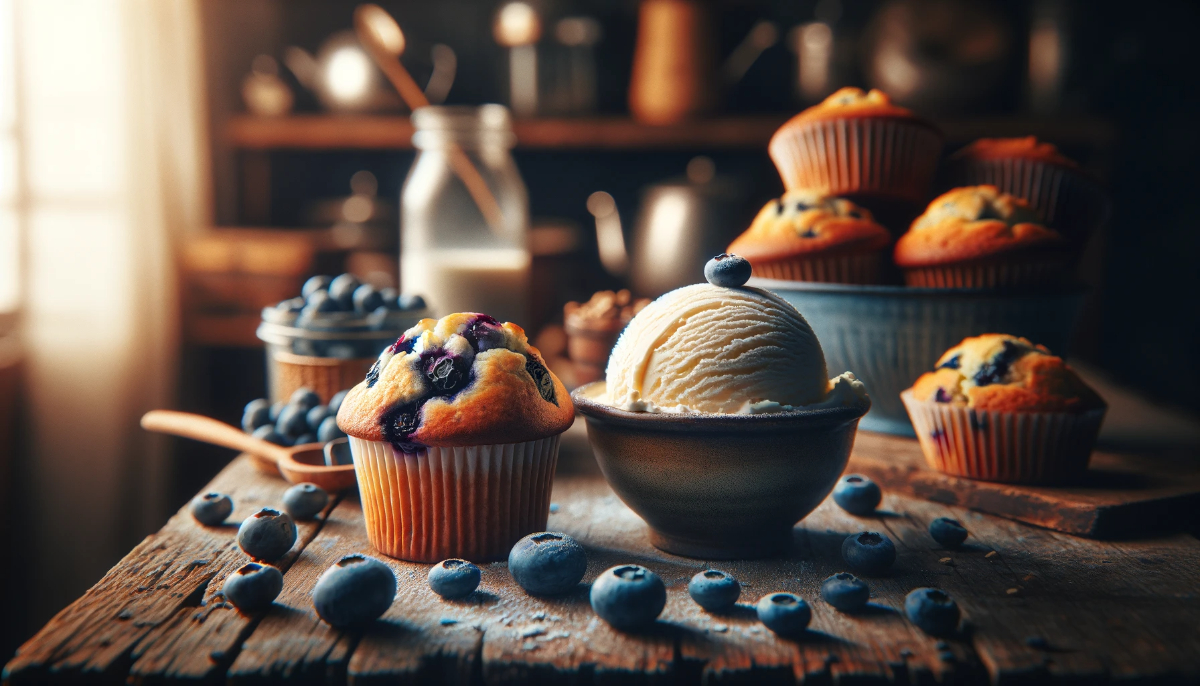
[573,381,869,559]
[756,278,1086,436]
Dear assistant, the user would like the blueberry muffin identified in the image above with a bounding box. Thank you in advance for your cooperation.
[727,190,892,284]
[893,186,1067,288]
[768,87,942,202]
[944,137,1110,246]
[337,312,574,562]
[901,334,1106,484]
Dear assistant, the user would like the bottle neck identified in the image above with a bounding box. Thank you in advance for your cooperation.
[411,104,516,151]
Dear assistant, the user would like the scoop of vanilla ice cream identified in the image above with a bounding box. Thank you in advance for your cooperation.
[605,284,853,414]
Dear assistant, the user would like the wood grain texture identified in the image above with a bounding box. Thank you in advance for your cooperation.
[848,432,1200,537]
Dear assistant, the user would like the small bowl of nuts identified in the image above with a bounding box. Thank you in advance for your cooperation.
[563,289,649,383]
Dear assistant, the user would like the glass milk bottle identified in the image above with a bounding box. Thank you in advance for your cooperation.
[400,105,531,326]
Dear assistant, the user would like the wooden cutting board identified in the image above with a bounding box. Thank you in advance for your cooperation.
[847,431,1200,538]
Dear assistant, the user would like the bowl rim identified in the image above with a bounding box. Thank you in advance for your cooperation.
[748,277,1089,300]
[571,381,869,433]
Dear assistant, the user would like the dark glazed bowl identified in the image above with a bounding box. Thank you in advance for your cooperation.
[572,382,870,559]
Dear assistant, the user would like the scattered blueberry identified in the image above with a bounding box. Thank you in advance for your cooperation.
[590,565,666,631]
[222,562,283,614]
[929,518,969,548]
[275,404,309,439]
[756,593,812,636]
[327,390,349,415]
[352,284,385,314]
[242,399,271,433]
[328,273,362,310]
[820,573,870,612]
[427,559,482,599]
[317,416,346,443]
[397,293,426,311]
[904,588,960,636]
[237,508,297,563]
[832,474,882,515]
[289,388,321,412]
[303,290,339,314]
[294,433,317,445]
[306,405,332,432]
[252,424,290,446]
[688,570,741,612]
[302,275,333,298]
[842,532,897,576]
[269,401,286,422]
[313,554,396,628]
[190,492,233,526]
[508,532,587,596]
[282,483,329,520]
[704,253,752,288]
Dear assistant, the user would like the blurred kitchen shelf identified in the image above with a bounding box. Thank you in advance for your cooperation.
[226,114,1117,151]
[184,313,263,348]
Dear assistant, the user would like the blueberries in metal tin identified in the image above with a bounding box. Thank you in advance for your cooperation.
[282,482,329,520]
[842,531,896,576]
[904,587,960,636]
[397,293,426,311]
[223,562,283,614]
[303,290,339,314]
[313,554,396,628]
[317,416,346,443]
[276,297,306,314]
[306,405,331,432]
[832,474,882,515]
[328,273,362,310]
[379,287,399,308]
[275,404,309,439]
[687,569,741,612]
[190,492,233,526]
[427,559,482,599]
[929,518,969,548]
[237,507,297,563]
[252,424,290,446]
[755,593,812,636]
[590,565,667,631]
[327,390,349,415]
[508,532,587,596]
[820,573,870,612]
[703,253,752,288]
[352,284,385,314]
[289,387,322,412]
[242,399,271,432]
[302,275,333,298]
[269,401,286,422]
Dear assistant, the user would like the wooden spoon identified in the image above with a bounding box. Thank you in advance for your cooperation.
[141,410,358,493]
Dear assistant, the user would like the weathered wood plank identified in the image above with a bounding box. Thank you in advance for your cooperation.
[3,458,328,685]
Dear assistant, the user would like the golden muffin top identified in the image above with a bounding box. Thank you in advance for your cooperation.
[728,190,892,262]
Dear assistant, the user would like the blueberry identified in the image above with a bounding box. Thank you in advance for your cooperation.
[306,405,332,432]
[427,559,482,599]
[937,354,961,370]
[294,433,317,445]
[800,228,819,238]
[935,388,953,403]
[929,518,969,548]
[282,483,329,520]
[328,273,362,310]
[276,297,306,313]
[832,474,882,515]
[312,554,396,628]
[820,573,870,612]
[974,340,1021,387]
[237,507,297,563]
[252,424,290,446]
[704,253,752,288]
[190,492,233,526]
[303,290,339,314]
[379,287,399,309]
[352,284,385,314]
[327,390,349,415]
[302,275,333,298]
[423,354,469,395]
[275,404,309,439]
[222,562,283,614]
[842,531,897,576]
[589,565,666,631]
[289,388,321,412]
[242,399,271,432]
[508,532,587,596]
[904,588,960,636]
[317,416,346,443]
[397,293,426,311]
[687,569,741,612]
[755,593,812,636]
[269,401,286,422]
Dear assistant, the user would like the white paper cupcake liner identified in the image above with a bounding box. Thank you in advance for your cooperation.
[349,435,560,562]
[750,252,884,284]
[901,390,1105,485]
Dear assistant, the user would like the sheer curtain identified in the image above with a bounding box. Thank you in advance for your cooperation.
[2,0,209,623]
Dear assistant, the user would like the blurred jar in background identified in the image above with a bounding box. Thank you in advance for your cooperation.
[400,105,531,326]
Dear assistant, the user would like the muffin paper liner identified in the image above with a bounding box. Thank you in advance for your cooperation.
[944,158,1110,246]
[901,390,1105,485]
[769,118,942,202]
[349,435,560,562]
[751,252,884,284]
[902,259,1066,289]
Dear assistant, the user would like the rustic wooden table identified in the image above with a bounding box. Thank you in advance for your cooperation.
[6,433,1200,685]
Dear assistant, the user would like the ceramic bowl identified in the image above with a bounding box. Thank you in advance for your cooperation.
[572,382,869,559]
[756,278,1087,436]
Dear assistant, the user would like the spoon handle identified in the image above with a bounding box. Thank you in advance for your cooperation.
[140,410,292,466]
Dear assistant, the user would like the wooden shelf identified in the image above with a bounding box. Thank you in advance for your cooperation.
[227,114,1117,152]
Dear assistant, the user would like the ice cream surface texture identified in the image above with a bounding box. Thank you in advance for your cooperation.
[604,283,867,414]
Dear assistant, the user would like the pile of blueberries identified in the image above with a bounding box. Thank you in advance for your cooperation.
[279,273,427,323]
[242,387,348,447]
